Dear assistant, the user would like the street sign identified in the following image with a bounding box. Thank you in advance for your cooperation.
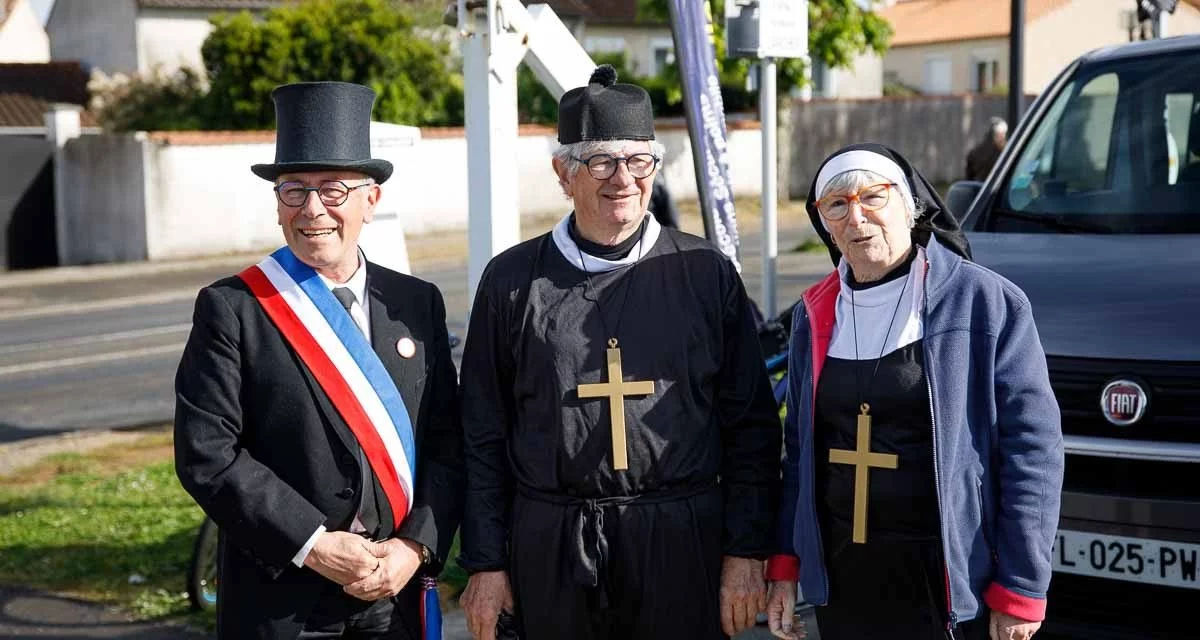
[759,0,809,59]
[725,0,808,60]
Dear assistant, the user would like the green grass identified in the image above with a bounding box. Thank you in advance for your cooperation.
[0,457,204,620]
[0,434,469,626]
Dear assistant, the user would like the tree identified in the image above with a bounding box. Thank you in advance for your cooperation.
[201,0,463,129]
[636,0,892,101]
[90,67,208,132]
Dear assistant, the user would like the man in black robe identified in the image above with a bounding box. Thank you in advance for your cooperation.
[457,65,781,640]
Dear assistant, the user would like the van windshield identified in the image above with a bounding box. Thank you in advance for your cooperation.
[999,50,1200,233]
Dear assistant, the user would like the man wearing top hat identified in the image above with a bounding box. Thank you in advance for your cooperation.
[457,65,781,640]
[175,81,464,639]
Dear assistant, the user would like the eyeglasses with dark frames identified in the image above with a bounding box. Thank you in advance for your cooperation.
[273,180,374,208]
[572,153,660,180]
[816,183,897,220]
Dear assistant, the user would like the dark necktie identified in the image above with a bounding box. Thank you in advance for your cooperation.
[331,287,381,537]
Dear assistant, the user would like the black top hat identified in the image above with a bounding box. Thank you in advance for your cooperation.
[558,65,655,144]
[251,82,394,184]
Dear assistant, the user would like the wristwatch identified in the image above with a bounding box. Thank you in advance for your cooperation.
[417,543,433,565]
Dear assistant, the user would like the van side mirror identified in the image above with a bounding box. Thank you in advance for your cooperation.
[945,181,984,224]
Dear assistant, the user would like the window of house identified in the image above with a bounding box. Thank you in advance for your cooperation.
[971,53,1000,93]
[922,55,952,95]
[812,58,835,98]
[584,36,626,55]
[649,38,675,76]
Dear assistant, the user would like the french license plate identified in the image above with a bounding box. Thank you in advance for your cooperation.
[1053,529,1200,590]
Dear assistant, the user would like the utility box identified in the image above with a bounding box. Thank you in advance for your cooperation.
[725,0,809,60]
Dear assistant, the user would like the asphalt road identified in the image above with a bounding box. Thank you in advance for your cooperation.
[0,226,830,444]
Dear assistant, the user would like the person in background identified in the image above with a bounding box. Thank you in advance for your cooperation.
[965,117,1008,181]
[649,178,680,229]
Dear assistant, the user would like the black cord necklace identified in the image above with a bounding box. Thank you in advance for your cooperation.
[575,217,649,350]
[573,216,654,472]
[849,263,911,417]
[831,256,911,544]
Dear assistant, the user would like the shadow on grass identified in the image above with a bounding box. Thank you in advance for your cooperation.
[0,525,200,608]
[0,422,69,445]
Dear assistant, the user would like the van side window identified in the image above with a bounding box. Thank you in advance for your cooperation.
[1006,73,1119,209]
[996,51,1200,234]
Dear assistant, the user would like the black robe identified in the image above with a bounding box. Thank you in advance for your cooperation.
[459,223,781,640]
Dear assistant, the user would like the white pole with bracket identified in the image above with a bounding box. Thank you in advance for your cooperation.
[460,1,594,307]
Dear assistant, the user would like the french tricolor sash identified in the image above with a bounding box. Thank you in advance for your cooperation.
[238,246,416,530]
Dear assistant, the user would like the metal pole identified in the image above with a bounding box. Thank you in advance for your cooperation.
[464,7,520,309]
[1008,0,1024,129]
[1154,9,1167,38]
[760,57,778,320]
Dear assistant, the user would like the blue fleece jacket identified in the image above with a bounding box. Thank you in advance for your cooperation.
[767,237,1064,625]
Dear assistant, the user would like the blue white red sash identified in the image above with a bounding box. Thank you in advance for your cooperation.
[238,246,415,530]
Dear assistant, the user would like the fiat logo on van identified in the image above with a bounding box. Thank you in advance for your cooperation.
[1100,379,1148,426]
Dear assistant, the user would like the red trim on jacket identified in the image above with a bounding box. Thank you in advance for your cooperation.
[766,272,840,584]
[984,582,1047,622]
[765,554,799,582]
[802,271,840,408]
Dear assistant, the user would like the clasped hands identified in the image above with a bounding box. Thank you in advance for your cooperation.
[303,530,424,601]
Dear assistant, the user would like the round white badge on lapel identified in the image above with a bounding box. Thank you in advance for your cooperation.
[396,337,416,359]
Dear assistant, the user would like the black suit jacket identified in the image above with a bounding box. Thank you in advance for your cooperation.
[174,262,464,639]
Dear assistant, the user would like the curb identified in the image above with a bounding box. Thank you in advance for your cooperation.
[0,424,171,477]
[0,254,261,290]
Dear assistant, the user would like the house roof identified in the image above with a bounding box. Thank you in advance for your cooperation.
[526,0,639,23]
[879,0,1071,47]
[0,92,98,128]
[136,0,286,8]
[879,0,1200,47]
[0,62,90,105]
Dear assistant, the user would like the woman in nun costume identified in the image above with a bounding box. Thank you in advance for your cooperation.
[763,144,1064,640]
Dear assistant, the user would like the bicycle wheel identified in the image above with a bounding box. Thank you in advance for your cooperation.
[187,516,220,611]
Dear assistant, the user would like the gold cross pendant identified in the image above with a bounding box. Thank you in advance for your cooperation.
[576,338,655,470]
[828,403,899,543]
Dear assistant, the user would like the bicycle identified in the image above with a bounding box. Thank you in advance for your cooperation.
[187,516,219,612]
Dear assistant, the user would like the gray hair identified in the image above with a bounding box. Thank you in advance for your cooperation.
[553,139,668,177]
[988,117,1008,135]
[820,169,925,226]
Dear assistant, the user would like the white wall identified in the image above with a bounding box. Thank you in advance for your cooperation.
[0,0,49,62]
[56,122,766,263]
[831,51,884,99]
[579,24,674,76]
[884,37,1010,95]
[141,139,279,260]
[136,8,221,74]
[47,0,138,73]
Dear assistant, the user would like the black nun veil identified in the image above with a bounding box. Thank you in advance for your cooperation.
[804,143,972,266]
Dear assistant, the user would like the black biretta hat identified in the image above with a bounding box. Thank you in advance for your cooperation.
[251,82,394,184]
[557,65,655,144]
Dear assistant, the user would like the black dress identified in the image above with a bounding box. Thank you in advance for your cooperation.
[812,282,989,640]
[459,221,780,640]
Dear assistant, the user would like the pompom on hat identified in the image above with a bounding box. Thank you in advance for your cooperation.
[557,65,656,144]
